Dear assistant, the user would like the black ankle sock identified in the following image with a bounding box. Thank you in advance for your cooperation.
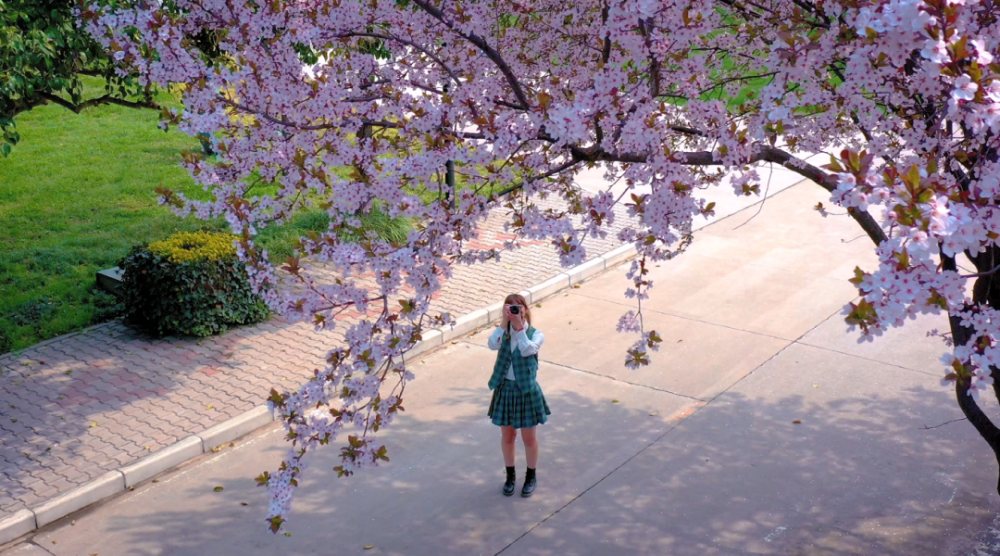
[506,466,515,478]
[525,467,536,481]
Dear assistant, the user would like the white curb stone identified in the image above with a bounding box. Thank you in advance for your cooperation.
[441,309,489,343]
[566,258,606,285]
[527,274,570,303]
[403,329,443,363]
[484,301,505,323]
[601,243,637,268]
[119,436,203,488]
[32,471,124,528]
[198,406,274,452]
[421,328,444,349]
[2,240,644,549]
[0,510,35,546]
[0,541,52,556]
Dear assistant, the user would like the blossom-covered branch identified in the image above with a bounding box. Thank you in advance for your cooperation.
[84,0,1000,530]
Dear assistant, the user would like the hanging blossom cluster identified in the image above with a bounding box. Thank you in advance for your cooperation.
[84,0,1000,528]
[821,0,1000,406]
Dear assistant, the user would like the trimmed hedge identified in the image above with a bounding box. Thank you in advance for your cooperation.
[120,231,269,337]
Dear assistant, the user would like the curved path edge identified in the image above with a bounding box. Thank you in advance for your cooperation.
[0,242,639,547]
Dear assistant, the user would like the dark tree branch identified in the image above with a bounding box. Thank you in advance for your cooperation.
[410,0,532,110]
[38,92,80,112]
[343,93,390,103]
[493,98,528,110]
[951,317,1000,495]
[6,97,51,120]
[601,1,612,64]
[216,96,495,138]
[39,92,160,113]
[406,80,448,96]
[332,31,462,85]
[753,146,888,246]
[962,261,1000,279]
[942,253,1000,495]
[698,72,779,96]
[638,19,662,98]
[96,95,160,111]
[594,113,605,146]
[714,0,765,19]
[502,140,888,247]
[670,125,706,136]
[742,0,777,14]
[494,158,583,197]
[610,106,639,146]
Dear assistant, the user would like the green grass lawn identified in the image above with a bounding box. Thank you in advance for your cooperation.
[1,58,762,355]
[0,84,408,355]
[0,88,217,353]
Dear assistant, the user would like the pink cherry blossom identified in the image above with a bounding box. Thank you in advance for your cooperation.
[82,0,1000,529]
[920,39,950,64]
[953,75,979,101]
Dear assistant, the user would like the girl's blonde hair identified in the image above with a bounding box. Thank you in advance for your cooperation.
[504,293,531,325]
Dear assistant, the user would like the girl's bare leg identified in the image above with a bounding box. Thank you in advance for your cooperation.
[520,426,538,468]
[501,426,517,467]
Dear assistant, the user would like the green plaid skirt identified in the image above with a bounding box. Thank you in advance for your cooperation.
[488,379,551,429]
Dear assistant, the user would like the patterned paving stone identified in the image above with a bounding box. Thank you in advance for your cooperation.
[0,198,635,518]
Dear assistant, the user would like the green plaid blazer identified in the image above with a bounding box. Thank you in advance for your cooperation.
[488,326,541,395]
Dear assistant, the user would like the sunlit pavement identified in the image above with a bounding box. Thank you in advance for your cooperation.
[5,180,998,556]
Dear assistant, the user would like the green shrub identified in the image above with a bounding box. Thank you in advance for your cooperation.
[120,231,269,338]
[0,327,12,354]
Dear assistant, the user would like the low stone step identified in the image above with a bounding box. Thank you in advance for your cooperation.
[96,266,124,297]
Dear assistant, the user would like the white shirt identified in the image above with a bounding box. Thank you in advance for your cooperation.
[488,326,545,380]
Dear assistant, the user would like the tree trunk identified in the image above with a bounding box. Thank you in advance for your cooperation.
[947,247,1000,495]
[949,313,1000,495]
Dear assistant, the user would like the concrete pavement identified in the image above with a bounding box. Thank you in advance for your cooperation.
[0,194,634,527]
[5,180,999,555]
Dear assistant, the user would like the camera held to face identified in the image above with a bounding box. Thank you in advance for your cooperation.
[509,305,520,315]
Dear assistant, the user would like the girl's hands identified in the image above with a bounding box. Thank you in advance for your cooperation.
[507,306,525,331]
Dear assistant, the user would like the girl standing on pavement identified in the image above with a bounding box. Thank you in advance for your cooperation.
[486,293,550,497]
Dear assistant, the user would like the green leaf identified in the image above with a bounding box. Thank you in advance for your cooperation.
[848,266,866,286]
[268,516,285,533]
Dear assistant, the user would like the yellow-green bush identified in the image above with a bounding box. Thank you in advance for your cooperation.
[120,231,268,337]
[148,231,237,263]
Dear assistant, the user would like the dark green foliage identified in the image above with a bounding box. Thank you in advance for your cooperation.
[89,289,123,324]
[0,0,157,155]
[0,77,219,354]
[4,296,57,327]
[254,205,411,262]
[119,246,269,338]
[0,90,409,352]
[0,327,11,353]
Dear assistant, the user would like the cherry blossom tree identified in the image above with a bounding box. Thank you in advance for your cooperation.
[84,0,1000,532]
[0,0,163,156]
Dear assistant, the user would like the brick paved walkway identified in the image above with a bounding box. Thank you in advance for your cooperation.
[0,198,634,518]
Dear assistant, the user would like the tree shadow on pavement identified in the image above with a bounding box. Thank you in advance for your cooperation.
[502,384,1000,556]
[0,316,335,514]
[44,370,1000,556]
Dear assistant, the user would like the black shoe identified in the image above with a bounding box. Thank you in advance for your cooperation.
[521,475,536,498]
[503,467,516,497]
